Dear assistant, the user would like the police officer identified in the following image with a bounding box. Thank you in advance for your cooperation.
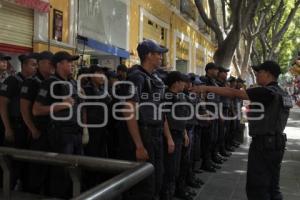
[32,51,81,198]
[20,51,54,193]
[0,53,38,189]
[216,66,231,157]
[193,60,292,200]
[161,71,189,200]
[0,53,11,146]
[82,65,112,189]
[123,39,168,200]
[227,76,238,151]
[201,62,222,170]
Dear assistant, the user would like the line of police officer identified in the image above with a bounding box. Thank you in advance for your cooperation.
[0,40,245,200]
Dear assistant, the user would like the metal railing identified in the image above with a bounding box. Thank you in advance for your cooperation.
[0,147,154,200]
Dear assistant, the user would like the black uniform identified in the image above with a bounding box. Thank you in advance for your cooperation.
[161,90,188,198]
[123,65,165,200]
[245,82,292,200]
[20,71,50,194]
[216,79,231,156]
[83,82,112,189]
[202,75,221,165]
[0,72,28,189]
[0,72,28,147]
[35,73,82,198]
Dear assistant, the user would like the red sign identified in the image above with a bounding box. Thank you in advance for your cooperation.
[15,0,50,13]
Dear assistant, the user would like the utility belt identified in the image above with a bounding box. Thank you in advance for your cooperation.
[252,133,287,150]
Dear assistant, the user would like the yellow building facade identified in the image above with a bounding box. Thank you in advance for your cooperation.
[33,0,74,54]
[129,0,216,74]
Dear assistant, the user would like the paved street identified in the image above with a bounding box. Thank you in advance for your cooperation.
[193,107,300,200]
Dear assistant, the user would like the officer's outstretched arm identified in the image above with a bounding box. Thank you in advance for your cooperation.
[193,86,249,100]
[123,100,149,161]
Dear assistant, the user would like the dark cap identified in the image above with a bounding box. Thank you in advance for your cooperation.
[165,71,187,87]
[38,51,53,61]
[18,53,39,63]
[117,64,128,72]
[137,39,168,58]
[89,65,109,74]
[236,77,245,83]
[0,53,11,60]
[205,62,219,71]
[52,51,79,65]
[218,66,229,73]
[252,60,281,78]
[227,76,236,82]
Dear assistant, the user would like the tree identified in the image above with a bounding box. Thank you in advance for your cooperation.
[234,0,279,78]
[252,0,300,65]
[194,0,260,68]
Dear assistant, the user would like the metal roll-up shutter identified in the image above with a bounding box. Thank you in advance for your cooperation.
[0,1,34,48]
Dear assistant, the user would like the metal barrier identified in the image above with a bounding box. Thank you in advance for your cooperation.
[0,147,154,200]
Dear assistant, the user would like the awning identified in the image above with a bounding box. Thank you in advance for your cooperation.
[78,36,130,59]
[4,0,50,13]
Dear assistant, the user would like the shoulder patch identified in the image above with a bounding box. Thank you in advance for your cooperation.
[38,89,48,97]
[0,84,7,91]
[21,86,29,94]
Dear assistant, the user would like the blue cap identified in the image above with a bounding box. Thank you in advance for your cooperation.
[137,39,168,58]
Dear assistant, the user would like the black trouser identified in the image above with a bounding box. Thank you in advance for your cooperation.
[210,119,219,157]
[162,130,184,197]
[124,125,164,200]
[177,125,194,190]
[218,119,226,152]
[201,124,212,163]
[0,118,4,146]
[26,124,50,194]
[83,128,108,190]
[3,119,28,190]
[193,126,202,162]
[246,135,286,200]
[47,123,83,199]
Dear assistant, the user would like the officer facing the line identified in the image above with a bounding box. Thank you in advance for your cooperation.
[192,60,292,200]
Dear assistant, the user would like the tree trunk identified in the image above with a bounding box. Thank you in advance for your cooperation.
[213,28,241,67]
[240,37,253,79]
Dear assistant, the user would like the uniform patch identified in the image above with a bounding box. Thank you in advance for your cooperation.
[0,84,7,91]
[21,86,29,94]
[38,89,48,97]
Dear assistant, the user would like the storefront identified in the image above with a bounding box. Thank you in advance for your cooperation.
[138,7,170,68]
[174,31,191,73]
[76,0,130,69]
[195,42,206,75]
[0,0,49,71]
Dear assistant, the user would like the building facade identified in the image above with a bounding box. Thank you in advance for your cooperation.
[0,0,216,74]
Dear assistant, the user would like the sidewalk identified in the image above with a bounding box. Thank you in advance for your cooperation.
[192,107,300,200]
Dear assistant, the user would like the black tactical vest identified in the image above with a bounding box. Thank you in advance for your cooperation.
[50,75,80,126]
[131,67,165,126]
[185,92,200,126]
[84,83,112,125]
[165,92,189,132]
[248,85,293,136]
[9,73,24,118]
